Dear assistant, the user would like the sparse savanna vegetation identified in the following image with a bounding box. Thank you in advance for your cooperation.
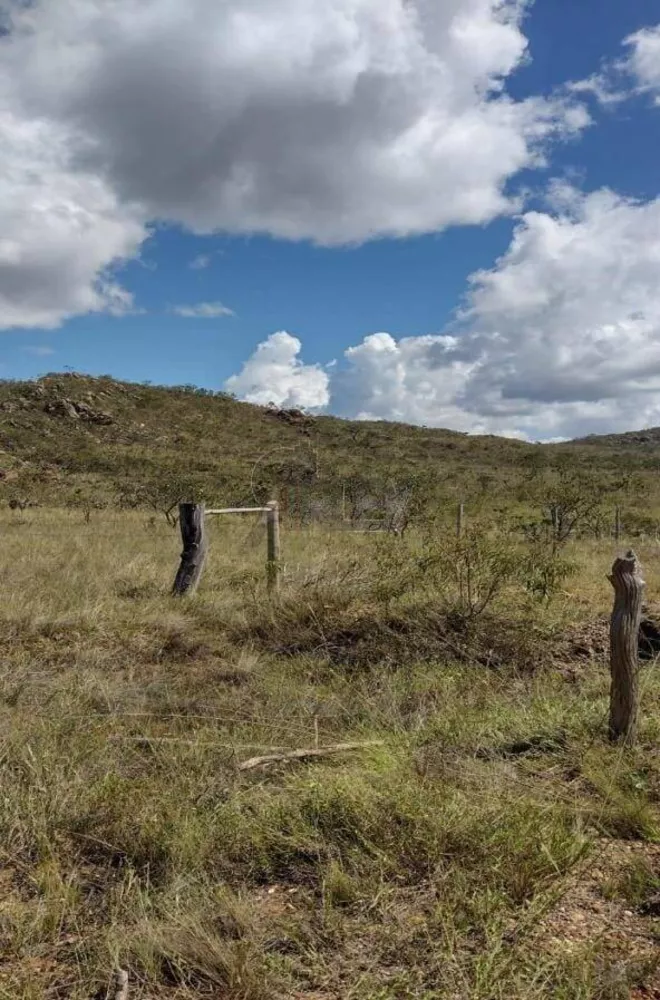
[1,375,660,999]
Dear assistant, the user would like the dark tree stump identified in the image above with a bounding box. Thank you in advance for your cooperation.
[172,504,208,596]
[608,550,645,745]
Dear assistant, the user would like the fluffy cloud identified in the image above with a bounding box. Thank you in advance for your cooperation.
[624,25,660,102]
[344,189,660,438]
[332,332,489,429]
[0,0,589,327]
[225,331,330,410]
[455,188,660,433]
[171,302,234,318]
[567,22,660,108]
[231,189,660,440]
[0,107,147,329]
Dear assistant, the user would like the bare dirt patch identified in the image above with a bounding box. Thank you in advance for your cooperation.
[535,838,660,972]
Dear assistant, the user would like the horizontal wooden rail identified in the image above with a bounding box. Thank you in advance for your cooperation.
[205,506,270,515]
[172,501,281,595]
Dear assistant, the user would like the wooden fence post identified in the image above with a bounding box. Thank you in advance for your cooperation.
[172,503,208,596]
[550,504,560,541]
[456,502,465,539]
[608,549,644,745]
[614,506,622,542]
[266,500,281,594]
[112,968,129,1000]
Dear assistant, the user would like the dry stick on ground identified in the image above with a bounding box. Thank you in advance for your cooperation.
[238,741,383,771]
[171,502,208,596]
[107,736,383,762]
[608,549,645,746]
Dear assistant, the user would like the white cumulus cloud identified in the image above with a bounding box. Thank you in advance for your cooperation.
[225,331,330,410]
[0,107,147,329]
[332,331,485,430]
[233,188,660,440]
[454,188,660,435]
[0,0,590,328]
[338,189,660,439]
[566,22,660,109]
[624,24,660,102]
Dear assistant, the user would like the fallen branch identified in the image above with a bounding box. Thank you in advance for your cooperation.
[238,741,383,771]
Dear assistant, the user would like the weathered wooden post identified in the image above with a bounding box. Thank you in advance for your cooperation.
[614,506,622,542]
[112,968,129,1000]
[608,550,644,745]
[172,503,208,596]
[456,502,465,539]
[266,500,281,594]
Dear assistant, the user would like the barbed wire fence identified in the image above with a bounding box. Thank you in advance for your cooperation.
[271,481,411,534]
[245,440,433,534]
[3,432,656,544]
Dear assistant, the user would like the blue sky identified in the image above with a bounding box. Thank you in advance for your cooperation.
[1,0,660,440]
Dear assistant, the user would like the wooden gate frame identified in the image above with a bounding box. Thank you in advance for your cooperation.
[172,501,280,596]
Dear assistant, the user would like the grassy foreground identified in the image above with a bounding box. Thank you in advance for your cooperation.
[1,509,659,999]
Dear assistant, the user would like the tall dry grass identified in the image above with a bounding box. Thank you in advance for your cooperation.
[0,509,659,999]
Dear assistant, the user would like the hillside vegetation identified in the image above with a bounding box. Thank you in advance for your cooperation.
[2,372,658,525]
[0,372,527,506]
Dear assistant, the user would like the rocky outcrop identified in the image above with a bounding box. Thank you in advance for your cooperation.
[265,403,314,433]
[43,398,114,425]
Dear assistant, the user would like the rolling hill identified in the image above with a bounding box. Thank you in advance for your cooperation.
[0,372,657,520]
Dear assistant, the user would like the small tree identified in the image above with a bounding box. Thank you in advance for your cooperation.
[415,522,522,620]
[68,486,108,523]
[381,472,436,536]
[114,474,207,527]
[518,458,631,549]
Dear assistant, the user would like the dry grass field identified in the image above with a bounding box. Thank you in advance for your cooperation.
[1,508,659,999]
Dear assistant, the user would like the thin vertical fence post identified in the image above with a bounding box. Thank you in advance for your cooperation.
[456,502,465,539]
[550,504,559,541]
[614,506,622,542]
[172,503,208,596]
[266,500,281,594]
